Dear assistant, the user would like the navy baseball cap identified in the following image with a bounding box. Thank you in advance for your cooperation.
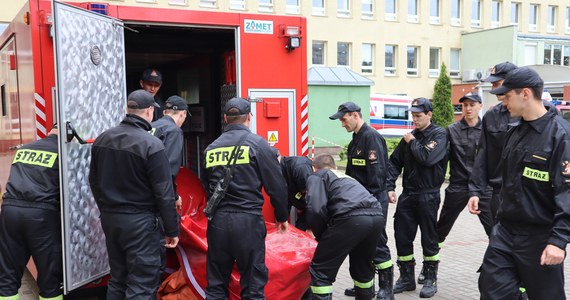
[482,62,518,83]
[224,97,251,116]
[489,67,544,96]
[141,68,163,85]
[127,89,160,109]
[407,98,433,112]
[329,102,362,120]
[165,96,189,111]
[459,93,482,103]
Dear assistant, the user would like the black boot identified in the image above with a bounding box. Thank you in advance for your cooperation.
[376,267,395,300]
[344,287,356,297]
[355,286,375,300]
[417,264,425,284]
[393,260,416,293]
[312,293,332,300]
[419,261,439,298]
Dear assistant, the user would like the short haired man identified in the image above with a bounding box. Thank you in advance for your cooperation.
[140,68,165,121]
[387,98,448,298]
[329,102,394,300]
[478,67,570,299]
[279,154,314,231]
[152,95,190,210]
[202,97,288,298]
[306,154,385,300]
[89,89,180,299]
[0,125,61,300]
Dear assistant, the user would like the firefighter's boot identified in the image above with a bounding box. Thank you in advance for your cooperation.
[312,293,332,300]
[417,264,425,284]
[344,287,356,297]
[393,260,416,293]
[354,286,375,300]
[376,267,395,300]
[419,261,439,298]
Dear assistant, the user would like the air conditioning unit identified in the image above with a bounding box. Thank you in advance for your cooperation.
[462,69,489,82]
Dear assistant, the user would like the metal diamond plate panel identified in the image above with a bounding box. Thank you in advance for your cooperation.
[53,2,126,292]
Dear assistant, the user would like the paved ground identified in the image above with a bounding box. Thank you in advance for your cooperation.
[19,179,570,299]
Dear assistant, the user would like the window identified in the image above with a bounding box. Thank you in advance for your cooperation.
[451,0,461,26]
[286,0,300,14]
[547,6,557,32]
[312,41,325,65]
[430,0,440,24]
[312,0,325,15]
[361,43,374,73]
[385,45,397,75]
[408,0,418,22]
[362,0,374,19]
[169,0,186,5]
[453,104,463,114]
[529,4,538,32]
[524,43,537,65]
[567,7,570,33]
[407,46,419,76]
[471,0,481,27]
[544,44,570,66]
[338,42,351,66]
[0,24,7,35]
[384,105,408,119]
[199,0,215,7]
[385,0,397,20]
[230,0,245,9]
[429,48,440,77]
[511,2,520,26]
[259,0,273,12]
[338,0,350,17]
[450,48,461,77]
[491,0,501,27]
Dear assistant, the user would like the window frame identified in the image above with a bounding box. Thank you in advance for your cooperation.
[362,0,374,19]
[491,0,501,28]
[450,48,461,78]
[529,4,539,32]
[258,0,274,12]
[429,47,441,77]
[312,41,326,65]
[361,43,374,74]
[471,0,481,27]
[510,2,520,26]
[385,44,397,76]
[286,0,301,14]
[408,0,419,23]
[337,0,351,18]
[430,0,440,24]
[407,46,419,77]
[337,42,351,67]
[451,0,461,26]
[385,0,397,21]
[547,5,557,33]
[230,0,246,10]
[199,0,216,8]
[312,0,326,16]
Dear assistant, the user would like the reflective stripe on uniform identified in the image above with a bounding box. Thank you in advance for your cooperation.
[424,254,440,261]
[522,166,549,182]
[352,158,366,166]
[149,128,157,135]
[376,260,393,270]
[0,295,19,300]
[353,278,374,289]
[12,149,57,168]
[398,254,414,262]
[205,146,250,168]
[310,285,333,295]
[39,295,62,300]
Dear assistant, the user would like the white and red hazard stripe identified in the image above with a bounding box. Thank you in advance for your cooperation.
[35,93,48,139]
[300,94,309,156]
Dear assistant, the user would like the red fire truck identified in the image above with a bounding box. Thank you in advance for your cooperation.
[0,0,308,295]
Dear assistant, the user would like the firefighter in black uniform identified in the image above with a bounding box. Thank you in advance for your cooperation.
[152,95,189,210]
[202,97,288,299]
[329,102,394,300]
[0,125,61,300]
[89,90,180,299]
[478,67,570,300]
[139,68,166,121]
[279,154,314,231]
[387,98,447,298]
[306,154,384,300]
[436,93,493,245]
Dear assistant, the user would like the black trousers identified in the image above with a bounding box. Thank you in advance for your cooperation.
[310,215,383,289]
[0,205,62,298]
[436,188,494,243]
[373,192,391,266]
[206,211,267,300]
[479,223,565,300]
[100,212,164,300]
[394,192,440,258]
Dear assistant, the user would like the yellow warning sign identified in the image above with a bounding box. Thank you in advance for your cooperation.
[268,131,278,144]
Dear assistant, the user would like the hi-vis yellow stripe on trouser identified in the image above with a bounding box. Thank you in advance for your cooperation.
[12,149,57,168]
[522,167,549,182]
[311,285,333,295]
[39,295,63,300]
[205,146,250,168]
[0,295,19,300]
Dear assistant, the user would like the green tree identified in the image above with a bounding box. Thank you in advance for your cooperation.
[431,63,454,128]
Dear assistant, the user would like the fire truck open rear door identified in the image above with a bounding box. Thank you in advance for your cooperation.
[51,1,126,293]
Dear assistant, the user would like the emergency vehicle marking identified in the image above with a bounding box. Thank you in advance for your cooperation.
[244,19,273,34]
[352,158,366,166]
[12,149,57,168]
[522,166,549,182]
[205,146,251,168]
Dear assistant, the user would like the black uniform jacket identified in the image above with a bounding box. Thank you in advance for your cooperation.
[203,124,288,222]
[499,111,570,250]
[280,156,313,209]
[89,114,179,237]
[346,122,389,196]
[387,123,448,193]
[447,118,483,191]
[306,169,383,240]
[152,115,183,179]
[2,134,59,211]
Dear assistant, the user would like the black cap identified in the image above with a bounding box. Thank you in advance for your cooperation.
[407,98,432,112]
[459,92,482,103]
[489,67,544,96]
[224,97,251,116]
[482,62,518,83]
[329,102,362,120]
[141,68,162,85]
[165,95,189,111]
[127,89,160,109]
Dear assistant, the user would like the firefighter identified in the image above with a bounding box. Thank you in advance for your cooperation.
[387,98,447,298]
[279,154,314,230]
[329,102,394,300]
[202,97,288,299]
[139,68,165,121]
[89,89,180,299]
[306,154,384,300]
[152,95,190,211]
[477,67,570,299]
[0,125,61,300]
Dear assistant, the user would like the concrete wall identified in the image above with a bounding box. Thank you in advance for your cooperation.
[461,26,517,71]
